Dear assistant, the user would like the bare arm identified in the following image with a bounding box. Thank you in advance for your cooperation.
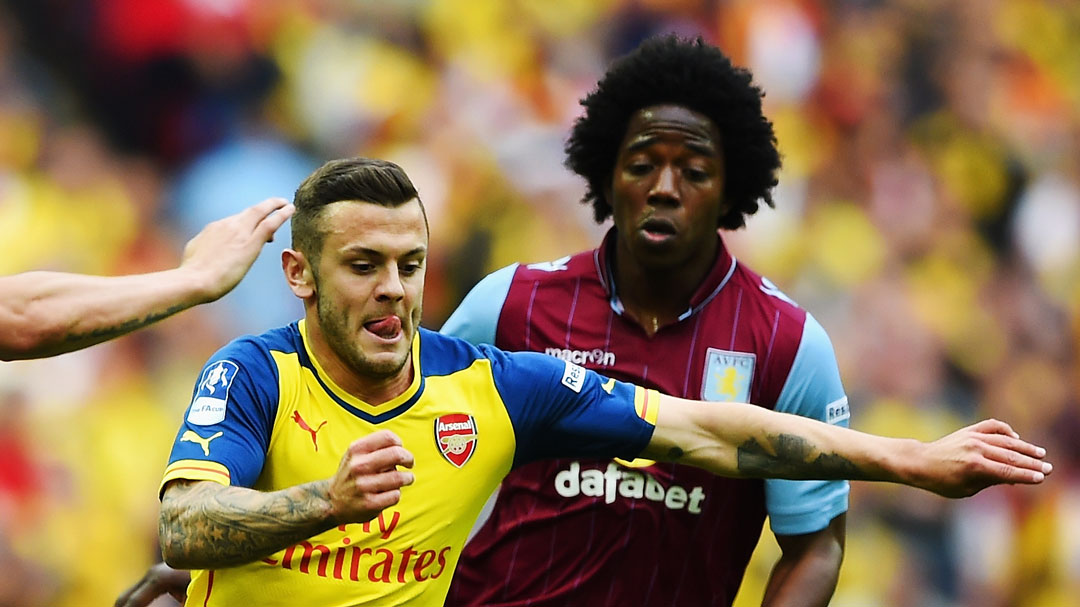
[642,396,1050,498]
[0,198,294,361]
[114,562,190,607]
[761,515,845,607]
[159,430,414,570]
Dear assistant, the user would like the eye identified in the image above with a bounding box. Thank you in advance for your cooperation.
[400,261,424,275]
[626,162,653,176]
[684,167,710,182]
[350,262,375,274]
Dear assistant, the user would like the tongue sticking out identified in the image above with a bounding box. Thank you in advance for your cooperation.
[365,316,402,339]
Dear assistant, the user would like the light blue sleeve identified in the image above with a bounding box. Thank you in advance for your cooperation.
[439,263,518,346]
[766,313,851,535]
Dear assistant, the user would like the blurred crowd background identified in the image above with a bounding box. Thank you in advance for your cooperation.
[0,1,1076,606]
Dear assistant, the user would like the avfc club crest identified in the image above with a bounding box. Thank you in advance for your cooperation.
[701,348,756,403]
[434,414,478,468]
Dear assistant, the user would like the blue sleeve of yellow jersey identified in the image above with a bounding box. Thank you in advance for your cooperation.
[159,337,280,495]
[479,345,658,467]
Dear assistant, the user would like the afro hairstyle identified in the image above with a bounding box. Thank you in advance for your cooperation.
[564,34,781,230]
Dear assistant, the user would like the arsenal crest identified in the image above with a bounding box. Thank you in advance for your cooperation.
[434,414,478,468]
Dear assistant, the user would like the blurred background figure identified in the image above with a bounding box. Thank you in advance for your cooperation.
[0,1,1076,606]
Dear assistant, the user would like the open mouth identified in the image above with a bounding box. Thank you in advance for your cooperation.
[364,315,403,340]
[639,217,677,241]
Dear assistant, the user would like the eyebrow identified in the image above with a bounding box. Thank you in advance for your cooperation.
[625,135,718,158]
[342,246,428,258]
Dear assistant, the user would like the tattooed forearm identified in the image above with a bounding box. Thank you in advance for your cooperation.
[160,480,335,570]
[736,434,869,480]
[68,303,189,345]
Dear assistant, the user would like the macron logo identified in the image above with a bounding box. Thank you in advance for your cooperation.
[545,347,616,367]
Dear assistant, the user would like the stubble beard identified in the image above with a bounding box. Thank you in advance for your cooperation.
[316,295,411,381]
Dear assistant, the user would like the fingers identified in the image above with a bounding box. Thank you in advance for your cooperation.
[239,197,291,229]
[114,583,173,607]
[354,469,416,495]
[969,418,1019,439]
[977,432,1047,460]
[114,565,188,607]
[246,198,295,242]
[967,422,1053,485]
[978,442,1053,483]
[330,431,416,522]
[349,430,414,465]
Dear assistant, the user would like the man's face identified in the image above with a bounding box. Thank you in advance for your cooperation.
[310,199,427,380]
[608,104,728,268]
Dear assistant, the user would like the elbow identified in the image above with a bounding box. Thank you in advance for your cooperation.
[0,323,48,361]
[160,548,192,571]
[0,311,63,361]
[159,505,199,570]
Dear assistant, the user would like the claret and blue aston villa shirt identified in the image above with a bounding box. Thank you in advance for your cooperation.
[160,321,660,607]
[443,231,850,607]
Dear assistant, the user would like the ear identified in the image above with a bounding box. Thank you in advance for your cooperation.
[603,181,615,217]
[282,249,316,299]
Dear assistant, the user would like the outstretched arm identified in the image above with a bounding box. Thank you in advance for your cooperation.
[642,396,1050,498]
[0,198,294,361]
[159,431,414,570]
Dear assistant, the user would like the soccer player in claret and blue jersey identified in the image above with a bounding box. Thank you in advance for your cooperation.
[151,156,1048,607]
[440,35,854,607]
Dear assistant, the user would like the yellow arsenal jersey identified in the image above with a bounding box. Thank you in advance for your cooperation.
[161,321,659,606]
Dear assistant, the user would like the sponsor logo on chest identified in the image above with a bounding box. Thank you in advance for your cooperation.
[554,461,706,514]
[701,348,755,403]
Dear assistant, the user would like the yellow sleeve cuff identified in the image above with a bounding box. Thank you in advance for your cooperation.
[159,459,231,498]
[633,387,660,426]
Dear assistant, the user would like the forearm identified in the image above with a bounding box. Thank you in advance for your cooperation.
[647,396,917,484]
[762,517,845,607]
[0,269,210,360]
[159,479,336,570]
[762,550,841,607]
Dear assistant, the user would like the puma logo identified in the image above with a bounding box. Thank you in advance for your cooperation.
[181,430,223,456]
[292,411,327,452]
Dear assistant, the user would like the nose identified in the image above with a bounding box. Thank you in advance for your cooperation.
[648,165,679,205]
[374,264,406,301]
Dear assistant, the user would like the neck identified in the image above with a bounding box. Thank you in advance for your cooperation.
[303,321,414,406]
[612,233,719,335]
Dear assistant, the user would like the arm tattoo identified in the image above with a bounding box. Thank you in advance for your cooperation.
[736,434,868,480]
[160,480,333,569]
[70,303,189,344]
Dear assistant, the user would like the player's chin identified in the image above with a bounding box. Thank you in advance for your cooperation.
[360,347,411,377]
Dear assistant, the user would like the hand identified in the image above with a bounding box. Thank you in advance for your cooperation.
[328,430,415,524]
[179,198,296,302]
[114,562,190,607]
[915,419,1051,498]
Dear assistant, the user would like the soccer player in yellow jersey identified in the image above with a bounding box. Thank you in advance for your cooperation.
[156,158,1051,607]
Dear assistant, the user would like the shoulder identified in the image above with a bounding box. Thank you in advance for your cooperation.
[211,323,301,363]
[420,328,562,383]
[729,261,808,328]
[419,328,495,376]
[511,249,598,284]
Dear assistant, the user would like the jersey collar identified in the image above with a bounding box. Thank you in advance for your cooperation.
[592,227,738,323]
[295,319,426,424]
